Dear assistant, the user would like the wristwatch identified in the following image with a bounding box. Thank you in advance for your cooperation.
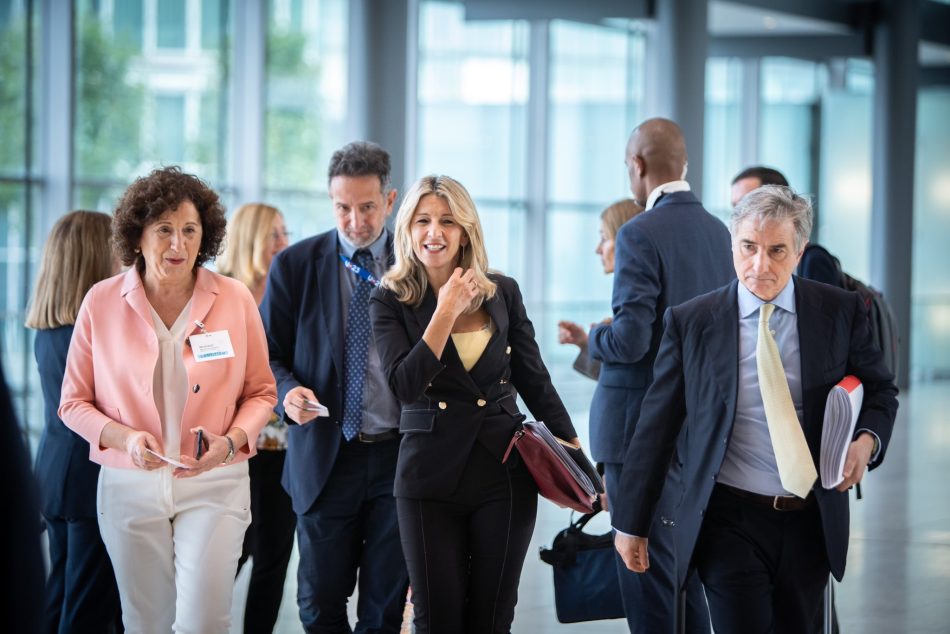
[223,435,235,464]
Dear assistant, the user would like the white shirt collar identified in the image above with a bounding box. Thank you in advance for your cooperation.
[645,180,691,211]
[738,277,797,319]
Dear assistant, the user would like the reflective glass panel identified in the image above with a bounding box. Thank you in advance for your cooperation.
[73,0,231,208]
[417,1,528,201]
[263,0,347,238]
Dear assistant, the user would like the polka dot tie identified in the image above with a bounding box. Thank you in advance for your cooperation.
[341,249,374,442]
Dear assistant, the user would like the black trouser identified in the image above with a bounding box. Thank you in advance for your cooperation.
[296,438,408,634]
[694,484,830,634]
[397,443,538,634]
[44,515,122,634]
[241,449,297,634]
[604,462,711,634]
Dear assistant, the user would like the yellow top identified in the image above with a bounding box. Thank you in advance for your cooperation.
[451,320,496,371]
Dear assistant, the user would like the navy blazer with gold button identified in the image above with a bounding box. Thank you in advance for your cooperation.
[370,273,577,499]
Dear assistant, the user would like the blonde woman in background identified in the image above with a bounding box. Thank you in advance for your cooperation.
[26,210,123,633]
[557,199,643,379]
[217,202,293,634]
[217,203,290,303]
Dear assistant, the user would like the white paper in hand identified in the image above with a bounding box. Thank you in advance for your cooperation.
[145,448,190,469]
[819,375,864,489]
[302,399,330,417]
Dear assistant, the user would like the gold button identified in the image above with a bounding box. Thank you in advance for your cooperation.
[438,401,447,410]
[505,346,511,354]
[476,399,487,407]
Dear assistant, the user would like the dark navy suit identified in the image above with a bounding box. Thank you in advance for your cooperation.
[612,279,898,632]
[2,345,45,634]
[261,229,408,633]
[588,190,734,632]
[33,326,121,633]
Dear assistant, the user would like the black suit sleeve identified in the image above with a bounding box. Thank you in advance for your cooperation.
[369,288,445,404]
[612,306,688,537]
[845,291,899,468]
[503,278,577,441]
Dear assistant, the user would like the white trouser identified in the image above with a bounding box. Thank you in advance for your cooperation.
[97,462,251,634]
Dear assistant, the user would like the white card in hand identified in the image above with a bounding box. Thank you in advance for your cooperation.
[145,448,190,469]
[303,399,330,417]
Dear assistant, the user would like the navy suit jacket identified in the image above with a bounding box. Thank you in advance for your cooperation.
[2,346,44,633]
[587,190,734,463]
[370,274,577,499]
[33,326,102,518]
[261,229,394,515]
[612,278,899,584]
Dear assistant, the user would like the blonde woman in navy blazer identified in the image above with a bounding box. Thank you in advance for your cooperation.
[370,175,578,633]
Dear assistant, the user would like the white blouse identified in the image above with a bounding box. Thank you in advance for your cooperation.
[149,299,193,460]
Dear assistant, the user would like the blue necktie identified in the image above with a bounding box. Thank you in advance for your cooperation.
[341,249,374,441]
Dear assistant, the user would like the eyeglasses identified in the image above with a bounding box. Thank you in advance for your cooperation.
[270,229,291,241]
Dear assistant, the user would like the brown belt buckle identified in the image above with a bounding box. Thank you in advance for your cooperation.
[772,495,802,511]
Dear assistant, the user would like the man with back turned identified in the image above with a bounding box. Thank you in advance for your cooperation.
[588,117,734,632]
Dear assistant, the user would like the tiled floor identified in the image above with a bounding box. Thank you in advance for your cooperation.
[232,380,950,633]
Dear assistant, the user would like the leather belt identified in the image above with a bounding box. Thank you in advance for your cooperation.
[719,483,813,511]
[356,429,399,443]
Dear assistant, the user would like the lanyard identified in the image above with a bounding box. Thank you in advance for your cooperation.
[339,253,381,287]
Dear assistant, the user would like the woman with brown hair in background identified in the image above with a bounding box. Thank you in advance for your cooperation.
[26,210,123,633]
[557,199,643,379]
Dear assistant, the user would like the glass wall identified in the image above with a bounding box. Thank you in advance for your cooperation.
[263,0,347,239]
[73,0,232,211]
[0,0,41,443]
[703,57,743,220]
[414,2,650,433]
[912,88,950,379]
[759,58,822,197]
[545,19,645,374]
[416,1,529,281]
[817,60,874,283]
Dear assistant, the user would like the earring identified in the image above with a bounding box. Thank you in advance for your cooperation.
[460,244,466,264]
[134,248,141,254]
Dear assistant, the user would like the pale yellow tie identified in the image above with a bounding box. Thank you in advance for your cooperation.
[757,303,817,498]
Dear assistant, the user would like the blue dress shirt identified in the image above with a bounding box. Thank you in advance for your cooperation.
[717,279,803,496]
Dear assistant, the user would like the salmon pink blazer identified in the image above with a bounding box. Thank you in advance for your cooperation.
[59,267,277,468]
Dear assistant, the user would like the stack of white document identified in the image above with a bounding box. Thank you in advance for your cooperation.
[819,375,864,489]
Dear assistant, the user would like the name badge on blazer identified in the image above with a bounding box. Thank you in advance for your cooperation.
[188,330,235,362]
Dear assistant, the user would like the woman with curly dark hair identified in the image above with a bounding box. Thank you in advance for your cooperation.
[59,166,277,632]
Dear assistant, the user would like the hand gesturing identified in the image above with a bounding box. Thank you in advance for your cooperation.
[437,268,479,318]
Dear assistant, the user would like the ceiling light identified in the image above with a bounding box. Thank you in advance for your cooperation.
[763,16,778,30]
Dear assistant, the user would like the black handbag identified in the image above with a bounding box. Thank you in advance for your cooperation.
[539,508,625,623]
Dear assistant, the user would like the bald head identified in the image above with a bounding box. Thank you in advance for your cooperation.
[625,118,688,203]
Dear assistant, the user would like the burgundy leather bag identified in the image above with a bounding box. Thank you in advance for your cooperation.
[503,421,602,514]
